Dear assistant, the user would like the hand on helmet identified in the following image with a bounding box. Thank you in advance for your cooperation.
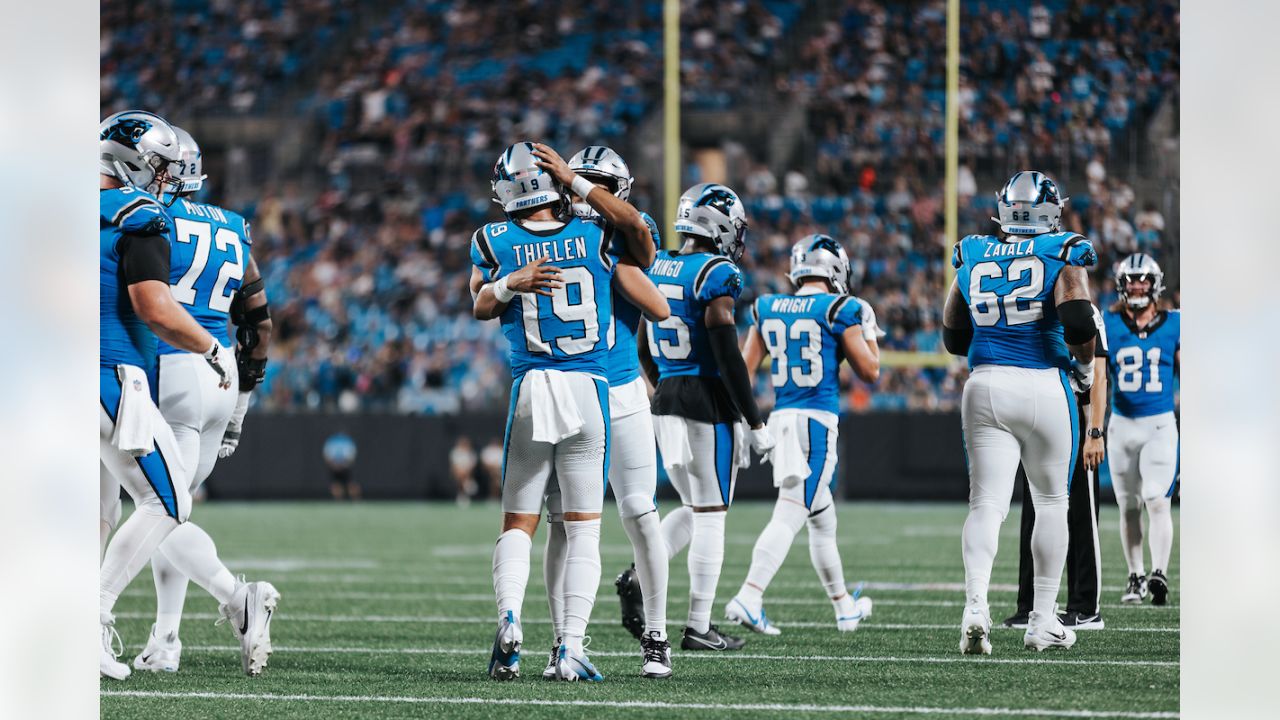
[531,144,577,188]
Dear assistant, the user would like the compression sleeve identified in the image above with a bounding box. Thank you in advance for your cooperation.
[119,234,171,285]
[1058,299,1098,345]
[943,324,973,356]
[707,324,763,427]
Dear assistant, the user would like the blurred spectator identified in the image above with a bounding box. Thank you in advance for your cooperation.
[449,436,478,507]
[323,432,360,500]
[480,439,504,500]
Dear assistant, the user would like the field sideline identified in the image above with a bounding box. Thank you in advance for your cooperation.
[102,501,1179,719]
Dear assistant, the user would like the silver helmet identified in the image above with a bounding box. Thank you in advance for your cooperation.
[168,125,207,198]
[674,183,748,262]
[491,141,568,217]
[568,145,633,217]
[99,110,182,195]
[992,170,1067,236]
[789,234,852,294]
[1115,253,1165,309]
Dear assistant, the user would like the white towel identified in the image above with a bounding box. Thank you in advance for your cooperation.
[767,410,838,489]
[652,414,693,470]
[111,365,155,457]
[526,369,585,444]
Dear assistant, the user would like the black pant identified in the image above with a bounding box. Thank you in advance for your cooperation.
[1013,401,1103,616]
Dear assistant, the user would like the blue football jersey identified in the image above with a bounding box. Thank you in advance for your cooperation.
[159,198,251,354]
[644,250,744,378]
[952,231,1097,371]
[1103,309,1179,418]
[605,210,661,386]
[471,216,616,379]
[753,291,863,416]
[100,187,172,370]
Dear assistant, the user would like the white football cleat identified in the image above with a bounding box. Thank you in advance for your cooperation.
[640,631,673,679]
[133,624,182,672]
[487,610,522,680]
[725,596,781,636]
[1024,610,1077,651]
[554,644,603,682]
[959,605,992,656]
[218,579,281,676]
[837,596,874,632]
[100,615,130,680]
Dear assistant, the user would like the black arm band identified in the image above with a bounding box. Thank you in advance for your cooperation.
[119,234,171,285]
[942,325,973,356]
[238,277,265,298]
[237,353,267,392]
[1058,299,1098,345]
[707,324,763,427]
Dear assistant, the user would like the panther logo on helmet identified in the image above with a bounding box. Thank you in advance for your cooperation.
[101,118,153,149]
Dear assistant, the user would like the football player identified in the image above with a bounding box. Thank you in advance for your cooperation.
[98,110,233,679]
[725,235,880,635]
[942,171,1098,654]
[1104,253,1179,606]
[123,126,280,676]
[540,146,675,679]
[636,183,775,652]
[469,141,657,682]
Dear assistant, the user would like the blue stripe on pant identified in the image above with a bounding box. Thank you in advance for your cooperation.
[500,374,525,487]
[594,378,611,498]
[804,418,829,509]
[1058,370,1080,494]
[712,422,734,506]
[100,367,180,519]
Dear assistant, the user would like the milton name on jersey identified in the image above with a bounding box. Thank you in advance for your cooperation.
[1103,309,1179,418]
[752,292,864,416]
[952,231,1096,371]
[644,250,744,378]
[160,197,252,354]
[471,216,617,378]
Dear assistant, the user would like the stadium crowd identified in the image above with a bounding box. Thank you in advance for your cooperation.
[99,0,1178,415]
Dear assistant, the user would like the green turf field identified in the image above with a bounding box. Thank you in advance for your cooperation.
[101,501,1179,719]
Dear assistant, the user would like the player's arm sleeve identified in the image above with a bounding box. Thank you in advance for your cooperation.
[708,323,764,428]
[118,233,171,285]
[942,280,973,355]
[470,228,498,282]
[695,260,744,303]
[1057,233,1097,267]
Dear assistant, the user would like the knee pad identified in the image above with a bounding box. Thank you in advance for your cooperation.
[1115,490,1142,512]
[806,504,837,534]
[773,499,809,534]
[618,493,656,520]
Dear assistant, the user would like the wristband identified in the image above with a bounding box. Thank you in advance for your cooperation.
[570,175,597,202]
[203,340,220,360]
[492,276,517,303]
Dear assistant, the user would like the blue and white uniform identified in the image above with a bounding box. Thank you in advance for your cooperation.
[471,216,616,515]
[645,249,745,507]
[547,212,661,523]
[1104,309,1180,505]
[952,230,1096,513]
[157,197,251,490]
[99,187,190,525]
[752,289,863,509]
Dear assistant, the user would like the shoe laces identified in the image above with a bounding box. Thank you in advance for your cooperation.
[642,633,670,663]
[102,623,124,659]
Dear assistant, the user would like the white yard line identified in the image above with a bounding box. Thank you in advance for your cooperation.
[100,689,1179,717]
[112,611,1177,632]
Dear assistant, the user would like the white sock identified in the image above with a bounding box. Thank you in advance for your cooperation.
[492,528,533,620]
[687,511,726,633]
[156,522,237,605]
[806,504,848,600]
[1120,505,1146,575]
[1146,497,1174,574]
[543,520,567,641]
[739,499,807,609]
[100,520,113,562]
[561,519,602,650]
[960,505,1002,608]
[621,510,668,638]
[100,505,178,615]
[661,505,693,560]
[1030,494,1069,617]
[151,550,189,638]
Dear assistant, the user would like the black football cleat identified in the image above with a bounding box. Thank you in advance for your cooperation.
[615,564,645,640]
[1057,610,1105,630]
[1148,570,1170,606]
[1002,610,1030,629]
[680,624,746,651]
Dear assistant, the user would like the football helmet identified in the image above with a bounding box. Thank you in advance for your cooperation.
[788,234,852,294]
[1115,253,1165,309]
[674,183,748,262]
[491,141,569,218]
[993,171,1067,236]
[568,146,632,218]
[100,110,182,195]
[167,125,207,200]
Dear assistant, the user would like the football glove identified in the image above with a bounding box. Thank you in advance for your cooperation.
[1069,358,1095,394]
[750,425,776,463]
[854,297,887,341]
[218,391,252,458]
[203,341,233,390]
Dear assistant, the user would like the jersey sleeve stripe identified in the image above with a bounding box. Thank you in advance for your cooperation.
[693,257,729,297]
[1057,233,1086,260]
[111,197,154,226]
[825,296,851,329]
[597,224,614,270]
[473,228,500,273]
